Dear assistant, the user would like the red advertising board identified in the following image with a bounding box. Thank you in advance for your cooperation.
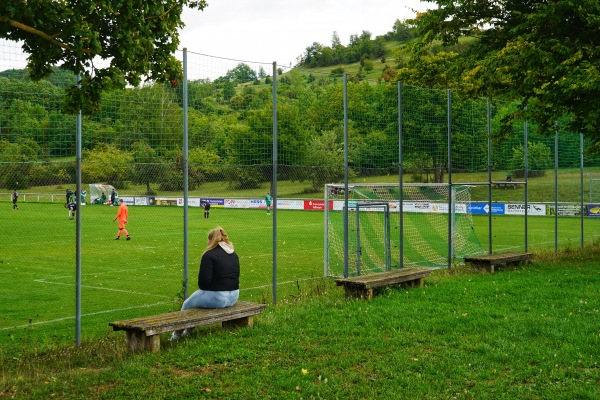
[303,200,333,210]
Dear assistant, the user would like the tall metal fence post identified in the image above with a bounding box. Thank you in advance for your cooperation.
[343,73,349,278]
[487,99,493,254]
[554,127,559,253]
[398,82,404,268]
[75,73,82,346]
[580,133,585,248]
[447,89,453,269]
[182,48,189,299]
[272,61,278,304]
[524,110,529,252]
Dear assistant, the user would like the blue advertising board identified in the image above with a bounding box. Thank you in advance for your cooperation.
[587,205,600,217]
[467,203,505,215]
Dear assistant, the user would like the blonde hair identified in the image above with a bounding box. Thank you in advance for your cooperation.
[204,226,232,253]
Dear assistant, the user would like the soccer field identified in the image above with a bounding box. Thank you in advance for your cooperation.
[2,202,599,346]
[0,203,324,344]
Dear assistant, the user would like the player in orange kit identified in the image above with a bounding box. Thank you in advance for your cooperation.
[113,199,131,240]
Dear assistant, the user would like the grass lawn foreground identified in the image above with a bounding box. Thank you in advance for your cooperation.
[1,245,599,399]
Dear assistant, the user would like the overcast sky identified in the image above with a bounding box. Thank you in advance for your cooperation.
[0,1,430,73]
[179,0,429,67]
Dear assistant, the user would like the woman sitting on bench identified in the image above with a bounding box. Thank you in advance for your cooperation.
[171,226,240,341]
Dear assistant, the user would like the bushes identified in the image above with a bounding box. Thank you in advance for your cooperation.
[510,142,553,178]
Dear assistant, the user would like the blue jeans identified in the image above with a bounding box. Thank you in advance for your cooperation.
[181,289,239,310]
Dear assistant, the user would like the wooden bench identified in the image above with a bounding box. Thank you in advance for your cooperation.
[335,267,431,300]
[493,182,517,189]
[464,252,533,273]
[109,301,266,352]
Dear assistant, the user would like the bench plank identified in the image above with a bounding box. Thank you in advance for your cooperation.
[335,268,431,300]
[109,301,266,352]
[464,252,532,273]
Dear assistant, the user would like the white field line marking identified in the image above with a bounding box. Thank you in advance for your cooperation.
[243,277,317,290]
[34,279,170,298]
[2,279,319,331]
[48,265,172,280]
[0,302,168,331]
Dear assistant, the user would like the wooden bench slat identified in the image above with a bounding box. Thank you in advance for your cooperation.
[335,267,431,299]
[109,302,265,335]
[335,268,430,289]
[109,301,266,352]
[464,252,532,273]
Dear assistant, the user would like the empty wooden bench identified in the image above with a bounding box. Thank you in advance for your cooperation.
[335,267,431,300]
[109,301,266,352]
[464,252,533,273]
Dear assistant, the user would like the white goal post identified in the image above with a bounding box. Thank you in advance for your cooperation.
[324,183,484,277]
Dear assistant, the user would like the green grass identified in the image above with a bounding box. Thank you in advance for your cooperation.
[2,200,600,353]
[0,203,325,348]
[1,247,599,399]
[11,166,600,203]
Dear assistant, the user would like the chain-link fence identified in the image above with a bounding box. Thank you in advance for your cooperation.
[2,41,600,349]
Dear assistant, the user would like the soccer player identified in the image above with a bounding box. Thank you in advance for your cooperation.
[202,200,211,219]
[67,201,77,219]
[12,189,18,210]
[80,188,87,204]
[65,188,73,205]
[110,189,116,206]
[113,199,131,240]
[265,192,272,214]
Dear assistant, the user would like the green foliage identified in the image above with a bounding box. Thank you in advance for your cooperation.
[300,130,347,191]
[2,242,600,398]
[130,141,165,194]
[82,144,133,187]
[188,147,223,184]
[409,0,600,142]
[0,139,42,188]
[227,166,264,190]
[510,141,553,178]
[300,29,386,68]
[0,0,208,114]
[221,63,258,84]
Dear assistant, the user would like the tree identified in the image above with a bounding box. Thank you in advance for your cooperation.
[409,0,600,142]
[331,31,342,49]
[509,142,553,178]
[225,63,258,84]
[303,130,347,192]
[130,141,165,195]
[82,144,133,188]
[0,0,208,115]
[0,139,41,188]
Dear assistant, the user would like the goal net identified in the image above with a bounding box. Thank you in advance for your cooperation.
[325,183,484,277]
[590,175,600,203]
[89,184,115,205]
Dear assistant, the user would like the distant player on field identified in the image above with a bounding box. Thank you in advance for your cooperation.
[12,189,18,210]
[202,200,211,219]
[68,201,77,219]
[265,193,272,214]
[113,199,131,240]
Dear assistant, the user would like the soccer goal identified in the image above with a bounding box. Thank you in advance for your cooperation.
[89,183,115,204]
[590,174,600,203]
[324,183,484,277]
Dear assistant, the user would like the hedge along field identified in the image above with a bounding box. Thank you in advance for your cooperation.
[2,201,600,351]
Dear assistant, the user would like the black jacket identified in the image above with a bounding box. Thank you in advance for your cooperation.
[198,245,240,291]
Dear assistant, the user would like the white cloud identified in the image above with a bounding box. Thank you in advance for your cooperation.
[179,0,428,66]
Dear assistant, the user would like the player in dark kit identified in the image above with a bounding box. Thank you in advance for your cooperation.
[67,202,77,219]
[202,201,211,220]
[12,189,18,210]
